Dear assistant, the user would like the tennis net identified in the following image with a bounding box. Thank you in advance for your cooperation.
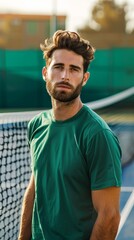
[0,88,134,240]
[0,111,41,240]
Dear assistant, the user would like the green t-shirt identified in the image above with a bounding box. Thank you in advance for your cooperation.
[28,105,122,240]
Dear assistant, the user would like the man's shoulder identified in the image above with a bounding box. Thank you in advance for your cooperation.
[82,105,110,130]
[29,109,52,126]
[27,109,52,140]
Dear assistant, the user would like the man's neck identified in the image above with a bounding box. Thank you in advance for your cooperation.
[51,97,83,121]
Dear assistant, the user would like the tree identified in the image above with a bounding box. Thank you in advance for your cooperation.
[87,0,126,33]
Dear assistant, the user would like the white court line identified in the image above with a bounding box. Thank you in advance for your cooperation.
[121,186,134,192]
[116,190,134,238]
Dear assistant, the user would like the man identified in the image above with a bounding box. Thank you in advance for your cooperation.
[18,30,122,240]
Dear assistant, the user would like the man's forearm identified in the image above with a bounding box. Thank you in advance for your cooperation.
[18,204,32,240]
[90,212,120,240]
[18,176,35,240]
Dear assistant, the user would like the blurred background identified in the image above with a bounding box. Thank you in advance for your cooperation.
[0,1,134,240]
[0,0,133,110]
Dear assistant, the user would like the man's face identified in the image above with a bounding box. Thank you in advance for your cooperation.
[43,49,89,102]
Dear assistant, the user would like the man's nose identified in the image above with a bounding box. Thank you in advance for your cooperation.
[61,69,69,81]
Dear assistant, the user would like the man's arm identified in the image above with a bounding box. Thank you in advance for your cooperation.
[18,174,35,240]
[90,186,121,240]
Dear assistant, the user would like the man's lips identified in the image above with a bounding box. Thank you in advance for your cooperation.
[56,83,72,89]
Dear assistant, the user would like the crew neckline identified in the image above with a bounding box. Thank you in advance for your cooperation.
[51,105,86,125]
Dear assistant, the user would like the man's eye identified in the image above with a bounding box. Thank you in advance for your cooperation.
[54,65,63,69]
[71,67,78,71]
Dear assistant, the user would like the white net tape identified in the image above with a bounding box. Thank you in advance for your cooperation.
[0,87,133,123]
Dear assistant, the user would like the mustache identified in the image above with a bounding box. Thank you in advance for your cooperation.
[55,81,73,88]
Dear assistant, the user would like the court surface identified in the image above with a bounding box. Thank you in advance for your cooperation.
[116,161,134,240]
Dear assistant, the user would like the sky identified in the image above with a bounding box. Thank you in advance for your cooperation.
[0,0,134,32]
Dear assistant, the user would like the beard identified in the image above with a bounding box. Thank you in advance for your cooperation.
[46,80,83,102]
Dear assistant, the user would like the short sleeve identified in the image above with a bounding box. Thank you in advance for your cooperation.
[85,129,122,190]
[27,115,41,172]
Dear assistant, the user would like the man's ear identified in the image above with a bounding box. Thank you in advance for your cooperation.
[82,72,90,86]
[42,67,47,81]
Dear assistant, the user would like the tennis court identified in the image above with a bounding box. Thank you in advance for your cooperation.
[100,109,134,239]
[117,161,134,240]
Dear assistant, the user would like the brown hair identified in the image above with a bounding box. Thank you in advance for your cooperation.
[40,30,95,72]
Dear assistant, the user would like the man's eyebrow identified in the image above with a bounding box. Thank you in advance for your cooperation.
[70,64,81,70]
[53,63,64,67]
[52,63,82,70]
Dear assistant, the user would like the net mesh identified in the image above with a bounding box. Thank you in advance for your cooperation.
[0,121,31,240]
[0,89,134,240]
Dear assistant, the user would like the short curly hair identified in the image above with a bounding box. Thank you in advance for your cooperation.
[40,30,95,72]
